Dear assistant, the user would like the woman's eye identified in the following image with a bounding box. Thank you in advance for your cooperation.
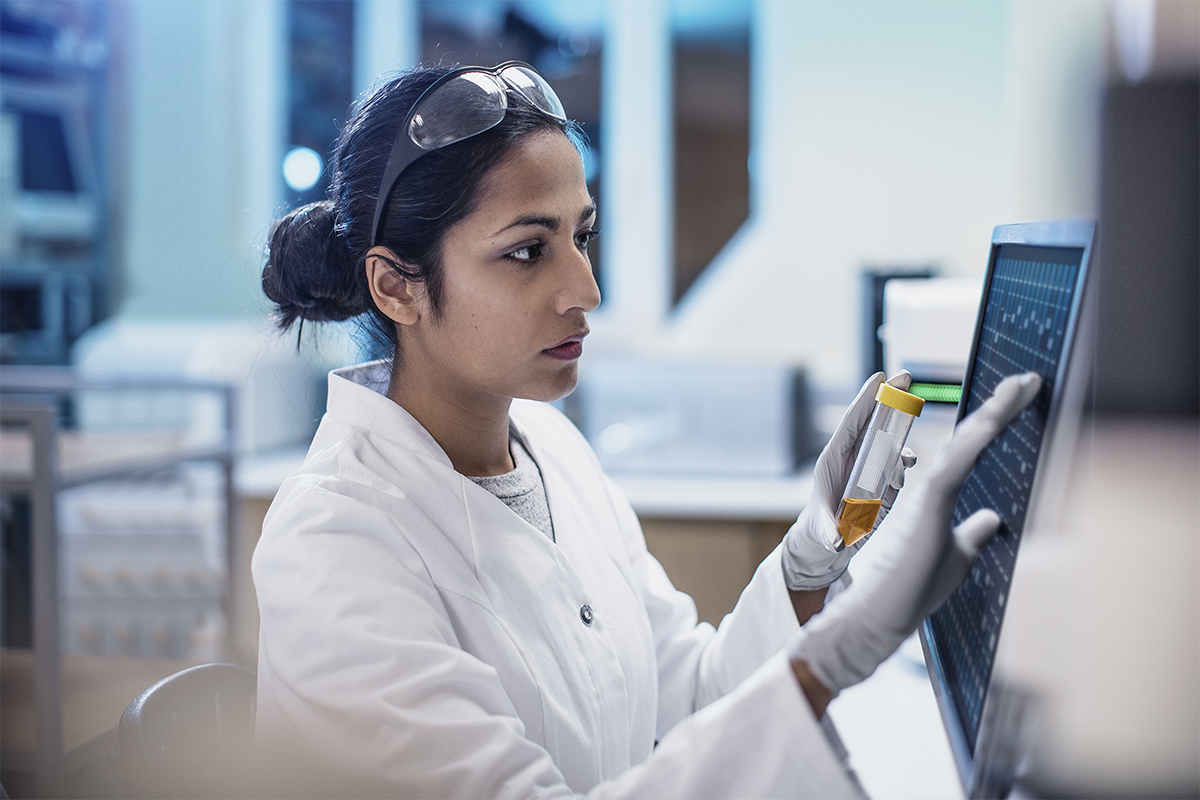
[507,243,543,262]
[576,229,600,249]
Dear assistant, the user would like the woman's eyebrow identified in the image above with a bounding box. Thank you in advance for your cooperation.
[494,214,559,236]
[579,201,598,225]
[492,202,598,237]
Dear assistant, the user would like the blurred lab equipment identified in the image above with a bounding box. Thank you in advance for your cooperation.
[71,318,332,456]
[0,369,236,798]
[567,357,820,477]
[0,1,110,367]
[56,465,225,661]
[860,268,935,382]
[875,276,981,464]
[878,277,981,385]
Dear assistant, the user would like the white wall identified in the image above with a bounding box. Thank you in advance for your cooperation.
[1000,0,1106,222]
[353,0,420,98]
[119,0,285,320]
[652,0,1106,389]
[599,0,673,347]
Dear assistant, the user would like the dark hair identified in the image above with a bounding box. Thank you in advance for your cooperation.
[262,65,582,356]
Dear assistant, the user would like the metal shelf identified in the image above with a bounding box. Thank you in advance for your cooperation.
[0,368,236,797]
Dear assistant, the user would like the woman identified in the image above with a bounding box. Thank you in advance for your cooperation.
[254,63,1039,798]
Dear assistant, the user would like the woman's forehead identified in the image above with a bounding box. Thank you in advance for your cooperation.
[471,131,591,223]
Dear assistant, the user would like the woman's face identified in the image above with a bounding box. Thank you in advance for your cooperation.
[408,129,601,405]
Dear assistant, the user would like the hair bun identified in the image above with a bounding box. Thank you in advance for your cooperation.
[262,201,366,328]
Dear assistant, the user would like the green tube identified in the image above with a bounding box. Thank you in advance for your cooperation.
[907,382,962,404]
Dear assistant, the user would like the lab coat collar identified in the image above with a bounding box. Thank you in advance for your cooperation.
[324,361,574,577]
[327,360,454,470]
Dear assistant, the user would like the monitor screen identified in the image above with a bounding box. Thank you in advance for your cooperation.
[920,221,1094,798]
[19,108,77,192]
[2,78,98,241]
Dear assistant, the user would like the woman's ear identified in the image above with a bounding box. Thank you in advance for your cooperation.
[365,247,423,326]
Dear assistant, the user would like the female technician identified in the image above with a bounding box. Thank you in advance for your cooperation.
[253,63,1039,798]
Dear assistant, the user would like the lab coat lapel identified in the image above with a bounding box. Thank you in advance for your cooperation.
[513,410,640,600]
[460,473,612,786]
[509,405,657,771]
[326,363,492,603]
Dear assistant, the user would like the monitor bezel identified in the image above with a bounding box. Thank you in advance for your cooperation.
[919,218,1096,799]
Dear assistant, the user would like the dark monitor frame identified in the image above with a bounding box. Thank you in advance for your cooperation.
[919,219,1096,799]
[1,75,100,242]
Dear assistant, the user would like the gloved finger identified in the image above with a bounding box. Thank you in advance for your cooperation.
[885,370,912,391]
[827,372,887,460]
[918,509,1004,624]
[812,505,845,553]
[876,482,899,529]
[886,447,918,491]
[937,373,1041,485]
[953,507,1002,557]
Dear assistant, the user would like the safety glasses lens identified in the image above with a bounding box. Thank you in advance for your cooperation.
[409,72,508,150]
[500,65,566,120]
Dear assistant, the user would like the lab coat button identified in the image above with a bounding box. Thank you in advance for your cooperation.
[580,604,593,626]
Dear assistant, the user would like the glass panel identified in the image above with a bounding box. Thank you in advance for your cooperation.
[286,0,355,208]
[671,0,751,304]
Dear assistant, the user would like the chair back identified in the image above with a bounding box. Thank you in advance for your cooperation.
[119,662,257,799]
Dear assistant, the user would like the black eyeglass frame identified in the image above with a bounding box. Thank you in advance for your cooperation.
[370,61,568,246]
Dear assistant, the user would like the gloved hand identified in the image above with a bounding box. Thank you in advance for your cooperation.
[789,372,1042,697]
[781,371,917,591]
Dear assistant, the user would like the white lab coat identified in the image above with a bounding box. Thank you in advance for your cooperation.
[254,362,861,798]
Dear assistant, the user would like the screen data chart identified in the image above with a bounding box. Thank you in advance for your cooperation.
[929,244,1084,750]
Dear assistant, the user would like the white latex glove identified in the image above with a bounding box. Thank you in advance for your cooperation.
[788,372,1042,697]
[782,371,918,591]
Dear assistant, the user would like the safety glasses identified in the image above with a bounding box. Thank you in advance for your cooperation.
[371,61,567,245]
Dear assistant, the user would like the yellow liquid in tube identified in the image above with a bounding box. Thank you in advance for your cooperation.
[837,497,883,547]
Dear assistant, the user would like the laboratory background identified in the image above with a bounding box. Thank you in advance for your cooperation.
[0,0,1196,797]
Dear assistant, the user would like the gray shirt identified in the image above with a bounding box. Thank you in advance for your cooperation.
[467,431,555,542]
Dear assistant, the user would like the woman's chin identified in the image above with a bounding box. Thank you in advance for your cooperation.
[519,366,580,404]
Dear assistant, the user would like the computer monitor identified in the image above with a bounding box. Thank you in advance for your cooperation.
[919,219,1095,799]
[1,75,100,242]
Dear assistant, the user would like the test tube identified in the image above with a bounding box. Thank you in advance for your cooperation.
[834,383,925,549]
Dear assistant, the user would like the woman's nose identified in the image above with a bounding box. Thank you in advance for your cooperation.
[557,247,601,315]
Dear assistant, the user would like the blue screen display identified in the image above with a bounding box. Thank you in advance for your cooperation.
[928,244,1084,750]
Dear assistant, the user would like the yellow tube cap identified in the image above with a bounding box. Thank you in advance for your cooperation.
[876,382,926,417]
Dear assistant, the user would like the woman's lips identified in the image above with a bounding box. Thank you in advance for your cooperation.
[545,334,586,361]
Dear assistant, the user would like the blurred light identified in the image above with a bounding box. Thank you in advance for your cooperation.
[597,423,633,455]
[283,146,323,192]
[1110,0,1156,83]
[559,31,591,58]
